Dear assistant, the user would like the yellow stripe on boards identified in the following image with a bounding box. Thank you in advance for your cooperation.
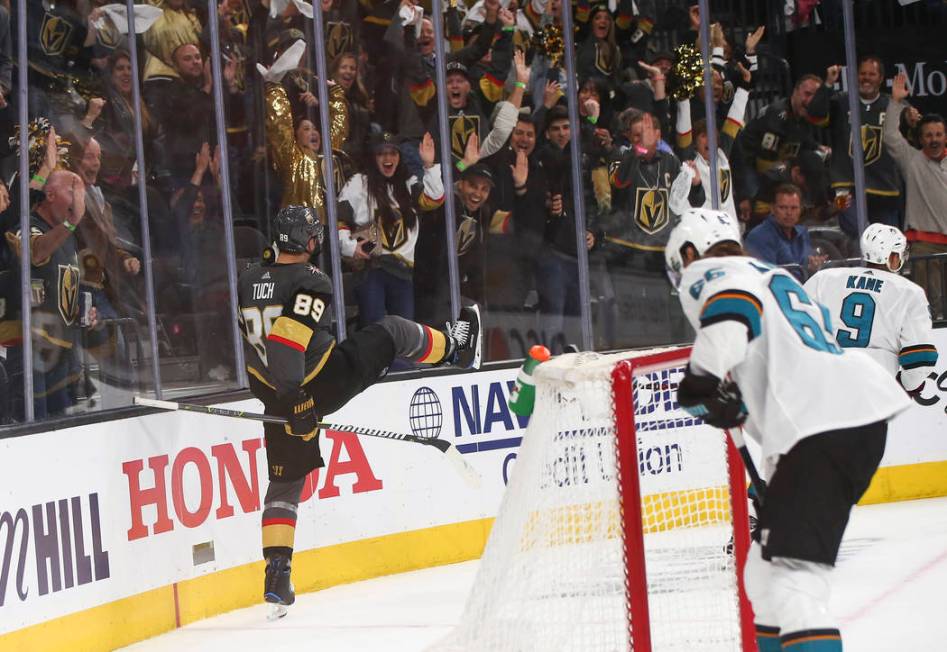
[0,519,494,652]
[859,460,947,505]
[4,460,947,651]
[0,584,176,652]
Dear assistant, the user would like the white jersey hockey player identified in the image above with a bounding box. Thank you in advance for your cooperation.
[804,224,939,393]
[665,208,911,652]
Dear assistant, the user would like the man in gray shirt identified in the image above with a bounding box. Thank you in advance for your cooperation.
[885,72,947,319]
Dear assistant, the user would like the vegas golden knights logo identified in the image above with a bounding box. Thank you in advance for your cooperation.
[96,21,120,50]
[634,188,669,235]
[595,43,613,75]
[456,215,479,256]
[325,22,354,61]
[379,208,409,252]
[58,264,80,326]
[450,115,479,161]
[851,124,883,166]
[41,13,73,56]
[719,168,732,203]
[777,141,801,161]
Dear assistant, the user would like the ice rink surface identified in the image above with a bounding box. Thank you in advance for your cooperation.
[124,496,947,652]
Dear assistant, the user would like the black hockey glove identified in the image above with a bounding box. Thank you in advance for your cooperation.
[677,369,748,429]
[281,389,319,438]
[896,371,925,402]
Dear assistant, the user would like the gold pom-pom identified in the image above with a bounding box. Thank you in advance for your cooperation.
[8,118,71,177]
[532,24,565,68]
[668,44,705,102]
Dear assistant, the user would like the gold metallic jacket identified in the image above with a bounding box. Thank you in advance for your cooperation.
[265,83,350,221]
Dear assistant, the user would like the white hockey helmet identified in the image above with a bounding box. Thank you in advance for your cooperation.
[665,208,742,287]
[860,223,908,272]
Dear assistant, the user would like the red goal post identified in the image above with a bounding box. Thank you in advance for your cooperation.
[613,347,756,652]
[431,346,756,652]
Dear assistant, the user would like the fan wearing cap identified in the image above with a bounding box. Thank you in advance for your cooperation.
[337,132,444,328]
[437,50,531,168]
[414,161,496,326]
[374,0,500,176]
[667,208,910,652]
[805,223,938,396]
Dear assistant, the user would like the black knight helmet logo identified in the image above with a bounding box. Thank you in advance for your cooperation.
[41,13,74,56]
[450,115,479,161]
[58,264,80,326]
[634,188,669,235]
[852,124,883,166]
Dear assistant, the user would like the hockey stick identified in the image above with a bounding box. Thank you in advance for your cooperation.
[725,425,766,503]
[133,396,481,488]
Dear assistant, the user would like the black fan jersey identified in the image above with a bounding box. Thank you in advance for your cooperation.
[238,261,336,395]
[5,215,81,351]
[827,93,901,196]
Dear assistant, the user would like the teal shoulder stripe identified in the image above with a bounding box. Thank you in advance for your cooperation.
[700,295,762,339]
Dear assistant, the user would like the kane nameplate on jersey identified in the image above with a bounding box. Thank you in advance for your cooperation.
[238,262,335,388]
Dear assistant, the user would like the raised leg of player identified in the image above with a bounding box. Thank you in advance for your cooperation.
[376,305,481,369]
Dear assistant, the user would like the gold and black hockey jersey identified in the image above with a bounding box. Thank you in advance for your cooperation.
[237,261,336,397]
[4,215,81,351]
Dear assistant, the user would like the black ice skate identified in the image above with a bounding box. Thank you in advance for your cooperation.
[264,554,295,621]
[444,304,482,370]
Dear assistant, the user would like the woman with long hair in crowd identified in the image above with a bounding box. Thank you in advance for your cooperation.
[83,49,167,199]
[329,51,374,166]
[337,132,444,328]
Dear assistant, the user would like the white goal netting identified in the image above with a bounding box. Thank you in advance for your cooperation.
[431,348,748,652]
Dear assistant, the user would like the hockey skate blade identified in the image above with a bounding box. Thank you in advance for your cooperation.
[445,443,482,489]
[266,602,289,621]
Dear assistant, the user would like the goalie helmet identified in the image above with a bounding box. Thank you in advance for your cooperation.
[665,208,742,287]
[272,205,323,254]
[861,223,907,272]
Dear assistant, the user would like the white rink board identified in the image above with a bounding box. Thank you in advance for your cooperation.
[881,328,947,466]
[1,334,945,636]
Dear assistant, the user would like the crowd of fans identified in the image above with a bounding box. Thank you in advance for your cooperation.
[0,0,944,423]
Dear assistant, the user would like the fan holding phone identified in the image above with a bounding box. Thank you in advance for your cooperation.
[337,131,445,328]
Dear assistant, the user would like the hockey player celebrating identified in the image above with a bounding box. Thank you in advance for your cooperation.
[805,223,939,395]
[665,208,911,652]
[238,206,481,619]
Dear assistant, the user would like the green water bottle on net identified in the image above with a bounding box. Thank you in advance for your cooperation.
[508,345,552,417]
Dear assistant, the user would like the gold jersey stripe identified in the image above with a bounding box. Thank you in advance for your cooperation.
[270,316,314,350]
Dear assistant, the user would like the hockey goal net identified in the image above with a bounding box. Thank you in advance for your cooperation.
[431,347,754,652]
